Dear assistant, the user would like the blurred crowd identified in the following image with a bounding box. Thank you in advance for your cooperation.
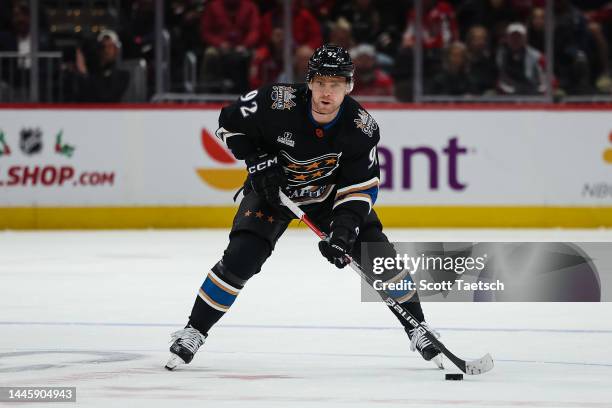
[1,0,612,102]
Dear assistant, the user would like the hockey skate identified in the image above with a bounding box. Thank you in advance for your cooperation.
[165,326,207,370]
[406,322,444,369]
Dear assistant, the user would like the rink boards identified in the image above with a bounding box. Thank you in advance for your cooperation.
[0,104,610,228]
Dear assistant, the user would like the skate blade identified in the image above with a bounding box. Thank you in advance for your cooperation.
[431,353,444,369]
[165,354,186,371]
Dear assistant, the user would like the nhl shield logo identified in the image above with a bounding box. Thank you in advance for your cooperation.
[19,128,43,155]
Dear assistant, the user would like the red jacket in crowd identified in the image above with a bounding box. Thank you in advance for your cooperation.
[200,0,260,48]
[260,7,322,50]
[404,1,459,49]
[249,45,283,89]
[351,70,394,96]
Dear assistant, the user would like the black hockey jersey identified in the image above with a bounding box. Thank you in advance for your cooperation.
[215,83,380,226]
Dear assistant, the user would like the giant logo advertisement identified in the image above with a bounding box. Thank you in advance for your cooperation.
[195,128,246,191]
[378,136,469,192]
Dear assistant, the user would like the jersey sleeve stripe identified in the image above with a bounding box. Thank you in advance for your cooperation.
[335,177,380,198]
[215,127,245,146]
[332,194,373,213]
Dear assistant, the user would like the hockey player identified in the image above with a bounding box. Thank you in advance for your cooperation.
[166,44,442,370]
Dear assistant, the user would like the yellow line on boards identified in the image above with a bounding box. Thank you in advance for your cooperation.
[0,206,611,229]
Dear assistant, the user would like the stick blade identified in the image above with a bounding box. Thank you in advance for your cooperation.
[464,353,494,375]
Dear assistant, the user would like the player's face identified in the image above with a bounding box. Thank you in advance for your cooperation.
[309,76,348,115]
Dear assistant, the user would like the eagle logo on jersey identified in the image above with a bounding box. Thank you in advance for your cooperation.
[271,86,297,110]
[280,150,341,187]
[354,109,378,137]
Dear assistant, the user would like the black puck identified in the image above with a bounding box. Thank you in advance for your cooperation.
[445,373,463,381]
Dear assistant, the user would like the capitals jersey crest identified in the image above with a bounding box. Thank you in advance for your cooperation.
[354,109,378,137]
[271,86,297,110]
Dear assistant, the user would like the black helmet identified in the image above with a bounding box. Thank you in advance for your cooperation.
[306,44,354,83]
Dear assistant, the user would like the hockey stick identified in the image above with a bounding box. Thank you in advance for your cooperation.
[279,190,494,375]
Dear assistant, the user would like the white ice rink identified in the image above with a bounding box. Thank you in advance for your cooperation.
[1,228,612,407]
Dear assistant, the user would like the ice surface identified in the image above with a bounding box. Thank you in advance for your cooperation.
[1,229,612,407]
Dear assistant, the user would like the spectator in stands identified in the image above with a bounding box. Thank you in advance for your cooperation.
[331,0,396,71]
[496,22,546,95]
[554,0,593,94]
[0,1,52,53]
[260,0,322,50]
[303,0,335,22]
[581,1,612,57]
[331,0,380,46]
[373,0,411,58]
[200,0,260,93]
[349,43,394,96]
[0,2,52,100]
[167,0,203,85]
[466,25,497,94]
[428,42,479,95]
[120,0,154,60]
[401,0,459,83]
[249,27,283,89]
[200,0,260,50]
[328,17,355,51]
[510,0,546,20]
[402,0,459,51]
[277,45,315,83]
[457,0,519,46]
[67,30,130,102]
[526,7,545,53]
[117,0,156,97]
[578,1,612,92]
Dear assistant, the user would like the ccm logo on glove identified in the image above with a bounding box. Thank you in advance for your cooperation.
[248,156,278,174]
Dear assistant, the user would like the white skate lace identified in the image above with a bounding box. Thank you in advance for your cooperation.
[409,323,440,352]
[170,327,206,353]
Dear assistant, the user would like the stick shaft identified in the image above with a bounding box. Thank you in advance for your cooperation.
[278,190,471,373]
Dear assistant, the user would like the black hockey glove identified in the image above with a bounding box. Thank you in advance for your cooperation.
[318,219,358,269]
[246,153,287,204]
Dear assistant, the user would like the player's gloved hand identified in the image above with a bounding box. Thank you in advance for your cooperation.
[246,153,287,204]
[318,226,356,269]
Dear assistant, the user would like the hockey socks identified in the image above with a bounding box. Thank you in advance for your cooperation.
[188,262,246,334]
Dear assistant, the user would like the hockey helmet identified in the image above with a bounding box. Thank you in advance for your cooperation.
[306,44,354,84]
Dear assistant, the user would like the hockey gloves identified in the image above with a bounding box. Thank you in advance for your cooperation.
[246,153,287,204]
[319,216,359,269]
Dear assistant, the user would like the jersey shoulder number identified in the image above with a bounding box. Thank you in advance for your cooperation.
[239,90,259,118]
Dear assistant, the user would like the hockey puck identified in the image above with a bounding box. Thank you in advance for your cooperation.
[445,373,463,381]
